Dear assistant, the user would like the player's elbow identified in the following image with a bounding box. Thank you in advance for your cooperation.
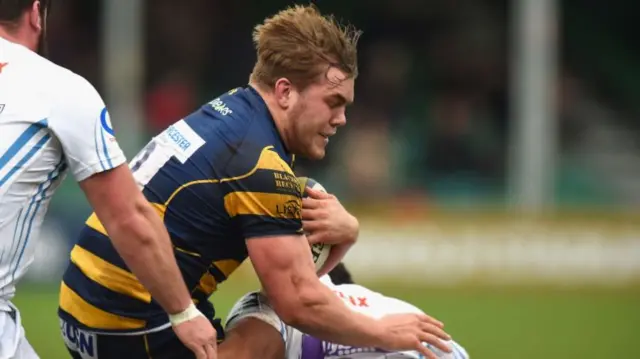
[106,199,160,251]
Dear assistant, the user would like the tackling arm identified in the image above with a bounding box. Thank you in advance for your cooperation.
[247,234,386,347]
[79,165,192,314]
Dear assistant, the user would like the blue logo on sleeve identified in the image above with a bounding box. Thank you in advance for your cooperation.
[100,107,115,136]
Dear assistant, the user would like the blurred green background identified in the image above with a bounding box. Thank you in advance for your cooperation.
[12,0,640,358]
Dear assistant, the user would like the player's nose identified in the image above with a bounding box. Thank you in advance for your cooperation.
[331,113,347,128]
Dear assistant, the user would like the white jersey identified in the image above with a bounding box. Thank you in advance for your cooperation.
[0,36,126,309]
[226,276,470,359]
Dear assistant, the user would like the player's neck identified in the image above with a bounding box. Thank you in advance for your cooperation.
[249,82,293,152]
[0,27,37,52]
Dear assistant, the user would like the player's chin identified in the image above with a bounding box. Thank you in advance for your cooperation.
[308,142,327,160]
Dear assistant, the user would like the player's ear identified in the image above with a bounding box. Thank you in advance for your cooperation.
[274,78,294,109]
[29,1,43,31]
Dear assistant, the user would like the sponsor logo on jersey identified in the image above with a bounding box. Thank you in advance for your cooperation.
[162,119,205,163]
[60,319,98,358]
[276,199,301,219]
[0,62,8,74]
[209,98,233,116]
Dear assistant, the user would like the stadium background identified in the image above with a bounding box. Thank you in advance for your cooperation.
[15,0,639,358]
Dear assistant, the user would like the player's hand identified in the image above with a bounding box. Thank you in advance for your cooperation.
[302,187,359,246]
[376,313,452,359]
[173,316,218,359]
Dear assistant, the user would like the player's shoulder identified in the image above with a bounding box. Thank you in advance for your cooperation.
[185,86,293,177]
[3,40,94,94]
[188,86,274,140]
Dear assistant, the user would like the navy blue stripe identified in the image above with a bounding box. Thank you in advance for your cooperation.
[0,119,48,174]
[62,261,154,318]
[74,228,130,271]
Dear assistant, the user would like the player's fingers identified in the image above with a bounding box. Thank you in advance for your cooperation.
[415,341,438,359]
[302,197,322,210]
[305,232,326,245]
[306,187,332,199]
[418,313,444,328]
[420,322,451,341]
[301,207,320,220]
[204,342,217,359]
[418,333,452,354]
[302,218,322,231]
[191,345,208,359]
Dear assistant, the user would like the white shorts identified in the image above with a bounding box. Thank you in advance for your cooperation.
[0,303,39,359]
[225,291,287,342]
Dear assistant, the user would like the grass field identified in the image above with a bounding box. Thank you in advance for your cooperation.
[13,279,639,359]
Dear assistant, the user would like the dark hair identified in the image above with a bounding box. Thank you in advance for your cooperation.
[0,0,50,54]
[328,262,355,285]
[0,0,35,23]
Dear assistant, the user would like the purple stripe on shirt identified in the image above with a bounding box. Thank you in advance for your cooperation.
[301,335,324,359]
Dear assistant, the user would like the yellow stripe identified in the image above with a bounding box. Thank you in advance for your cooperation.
[163,146,293,207]
[194,260,240,297]
[59,282,146,330]
[70,245,151,303]
[223,192,300,218]
[85,212,107,236]
[174,246,201,257]
[144,334,153,358]
[213,259,240,278]
[85,203,167,237]
[196,272,218,296]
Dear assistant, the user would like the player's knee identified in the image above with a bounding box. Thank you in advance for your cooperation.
[219,317,285,359]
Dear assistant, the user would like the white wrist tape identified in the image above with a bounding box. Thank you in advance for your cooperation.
[169,302,204,326]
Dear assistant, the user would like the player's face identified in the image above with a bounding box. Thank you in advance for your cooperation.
[289,67,353,160]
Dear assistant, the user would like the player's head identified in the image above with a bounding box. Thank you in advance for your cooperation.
[250,5,362,160]
[328,262,355,285]
[0,0,50,55]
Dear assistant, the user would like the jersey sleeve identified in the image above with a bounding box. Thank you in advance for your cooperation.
[224,146,303,239]
[48,74,126,182]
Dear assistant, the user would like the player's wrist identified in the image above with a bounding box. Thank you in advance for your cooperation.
[370,318,390,346]
[168,302,204,326]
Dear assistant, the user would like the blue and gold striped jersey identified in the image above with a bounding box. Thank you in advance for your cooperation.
[58,86,304,334]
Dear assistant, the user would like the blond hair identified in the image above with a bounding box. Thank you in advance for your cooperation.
[250,5,362,90]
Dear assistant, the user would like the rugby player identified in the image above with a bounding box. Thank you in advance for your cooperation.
[0,1,216,358]
[224,262,470,359]
[58,5,452,359]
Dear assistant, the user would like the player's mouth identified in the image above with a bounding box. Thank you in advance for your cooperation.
[319,132,335,144]
[319,132,335,139]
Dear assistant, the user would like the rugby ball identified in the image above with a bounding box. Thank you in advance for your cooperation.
[298,177,333,272]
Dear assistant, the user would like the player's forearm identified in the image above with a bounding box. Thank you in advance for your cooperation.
[283,281,384,347]
[107,202,192,314]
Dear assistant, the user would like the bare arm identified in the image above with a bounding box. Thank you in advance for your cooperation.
[247,234,385,347]
[79,164,191,314]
